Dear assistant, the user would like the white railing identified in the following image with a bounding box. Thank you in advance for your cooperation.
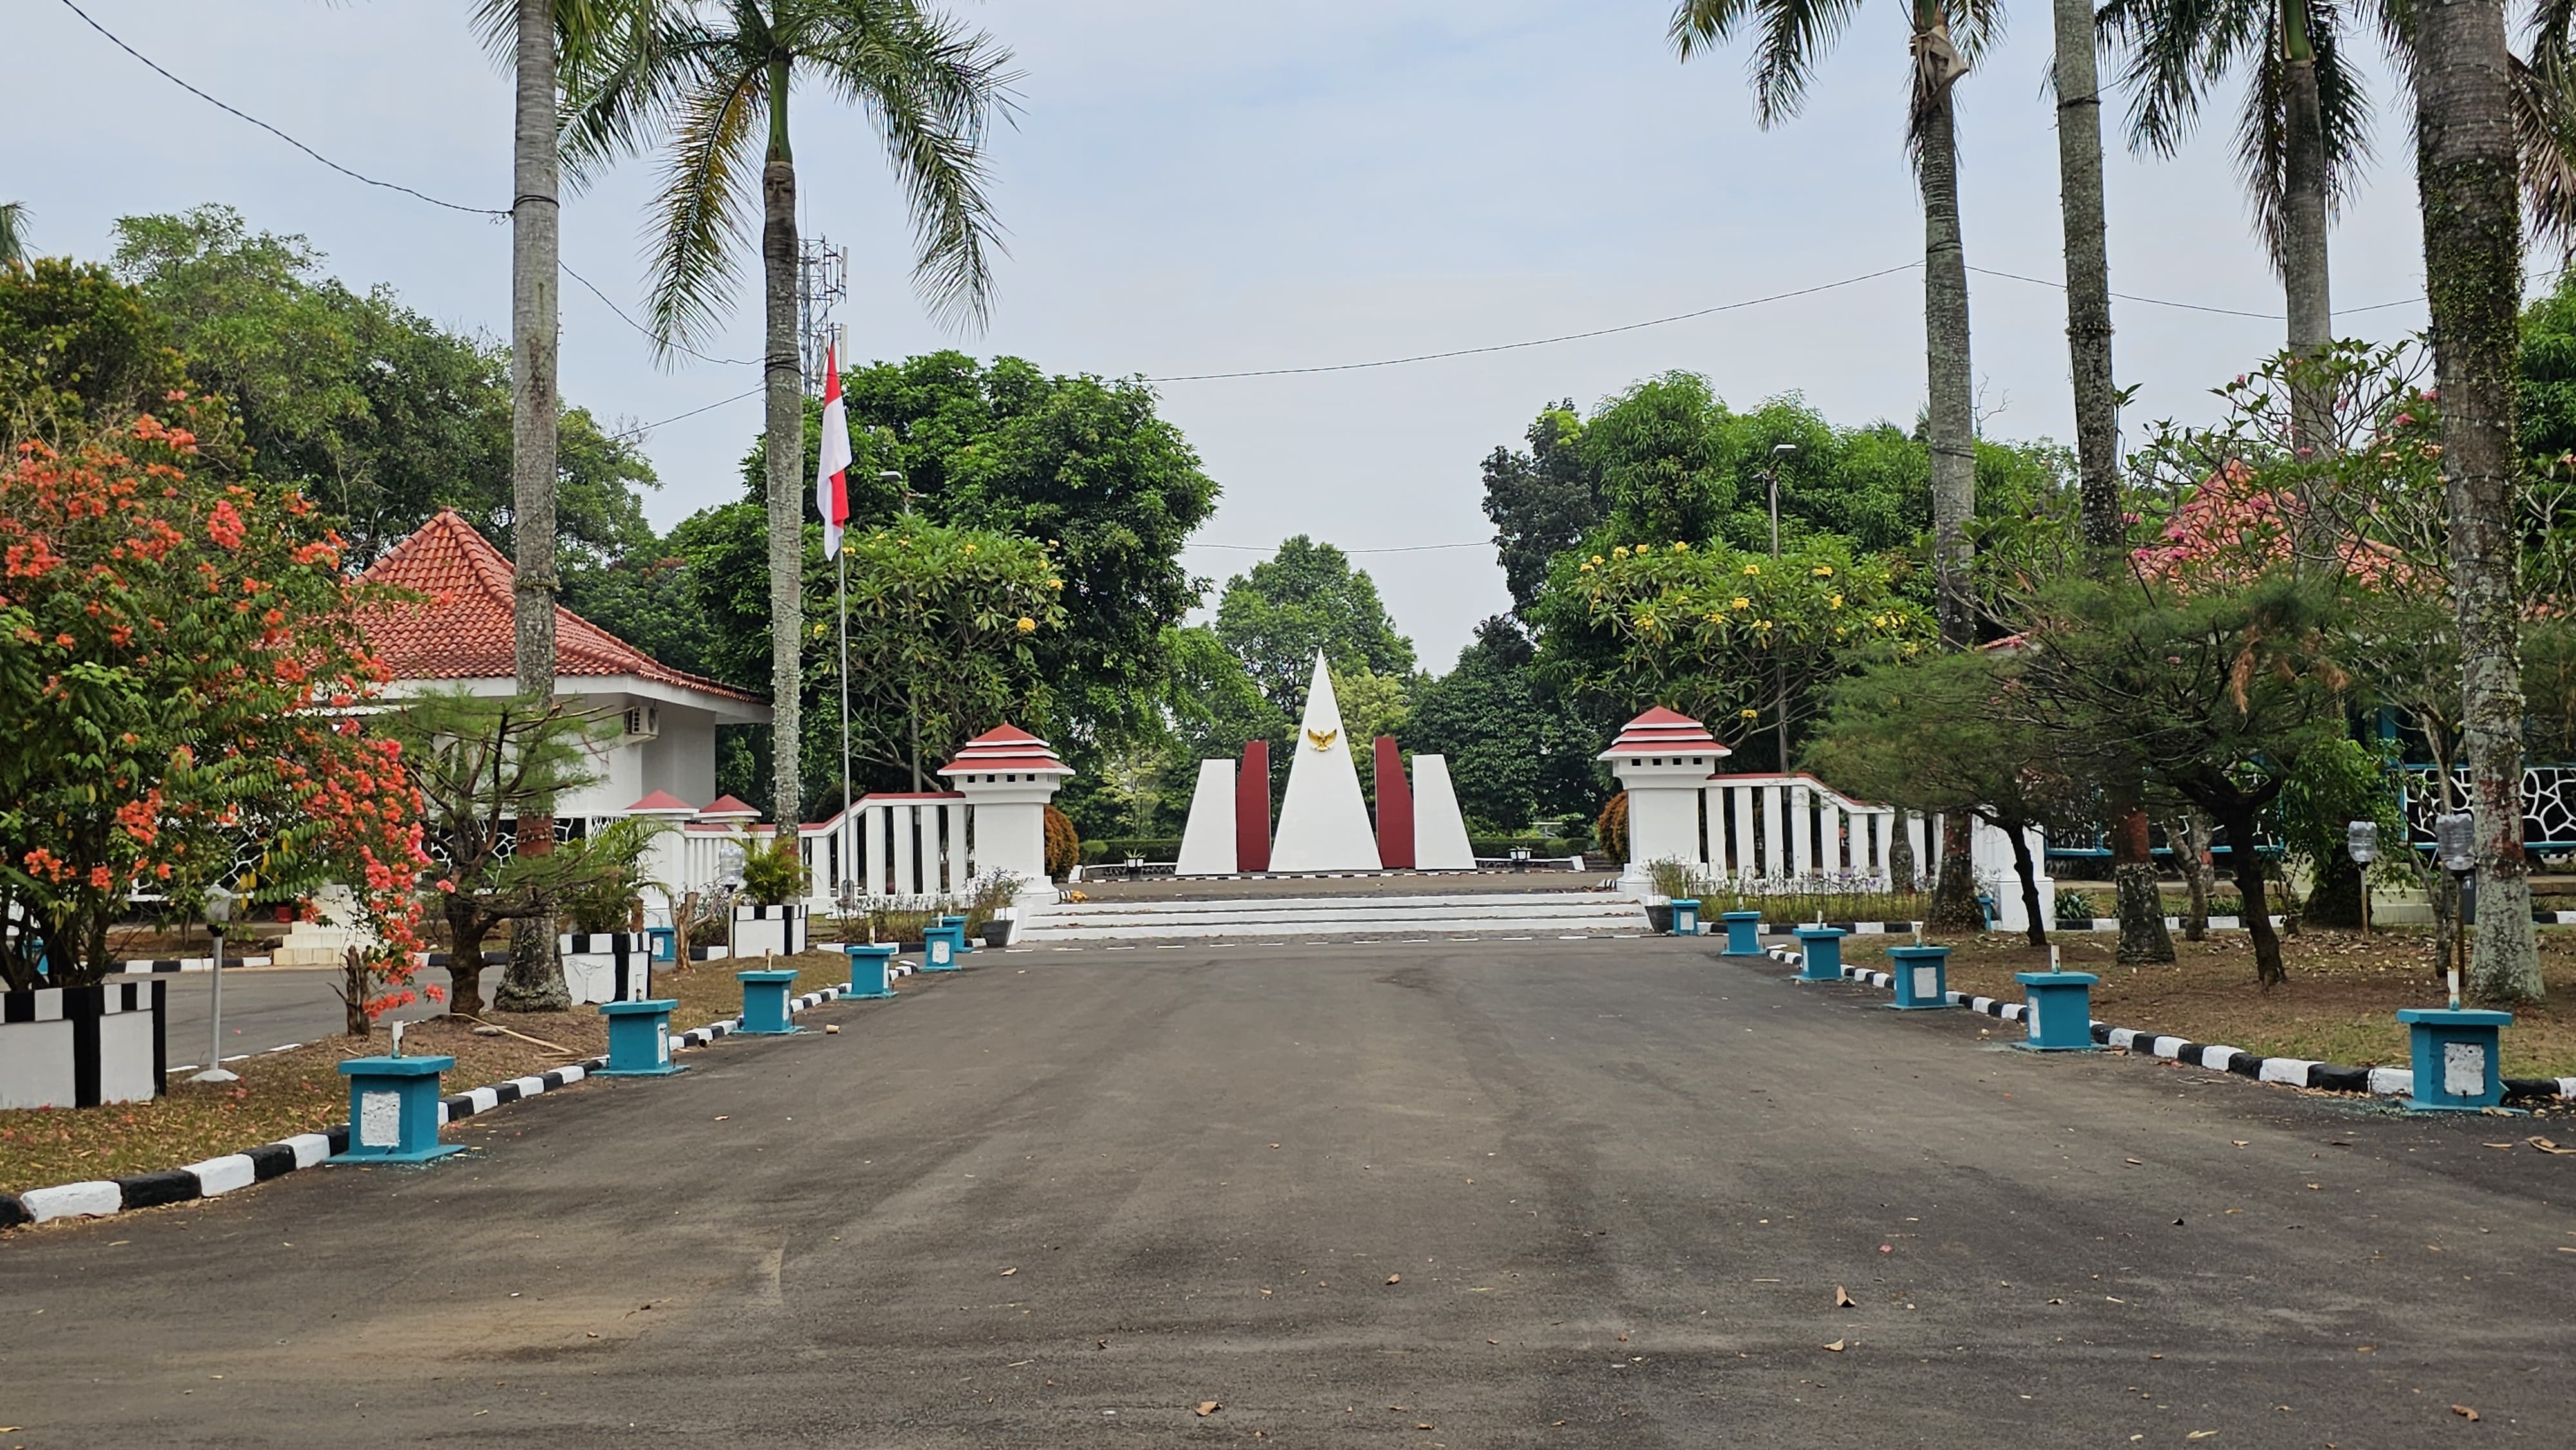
[802,793,978,907]
[1699,774,1915,889]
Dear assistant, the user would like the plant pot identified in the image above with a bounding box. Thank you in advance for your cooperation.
[1643,903,1674,934]
[897,939,927,955]
[980,918,1016,948]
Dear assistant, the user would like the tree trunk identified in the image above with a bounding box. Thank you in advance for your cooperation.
[2172,811,2213,941]
[2280,5,2334,449]
[2002,814,2047,947]
[2054,0,2122,561]
[2216,802,2286,987]
[2112,807,2175,963]
[1929,813,1984,930]
[1889,805,1918,889]
[1919,82,1978,652]
[446,901,491,1017]
[2415,0,2543,1002]
[498,0,567,1017]
[2305,845,2365,927]
[763,76,806,831]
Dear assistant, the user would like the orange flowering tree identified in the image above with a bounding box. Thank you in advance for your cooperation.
[0,408,431,1006]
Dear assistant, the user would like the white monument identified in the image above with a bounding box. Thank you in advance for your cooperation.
[1408,753,1477,870]
[1600,706,1731,898]
[936,724,1073,903]
[1175,758,1238,875]
[1266,652,1383,872]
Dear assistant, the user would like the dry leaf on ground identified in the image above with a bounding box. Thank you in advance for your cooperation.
[1822,1339,1846,1351]
[1195,1402,1220,1417]
[1834,1286,1855,1308]
[2529,1136,2576,1155]
[2452,1405,2481,1422]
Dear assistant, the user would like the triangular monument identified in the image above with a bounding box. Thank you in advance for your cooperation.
[1267,651,1383,872]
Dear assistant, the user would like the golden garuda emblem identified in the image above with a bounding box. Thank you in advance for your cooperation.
[1305,726,1339,751]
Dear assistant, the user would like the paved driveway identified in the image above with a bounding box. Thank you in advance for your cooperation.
[5,939,2571,1445]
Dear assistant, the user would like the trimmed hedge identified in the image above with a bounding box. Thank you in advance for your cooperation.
[1082,837,1182,865]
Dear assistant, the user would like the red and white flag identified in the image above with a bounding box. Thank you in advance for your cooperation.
[815,343,853,558]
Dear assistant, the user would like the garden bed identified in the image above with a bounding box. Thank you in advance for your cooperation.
[0,951,858,1199]
[1841,928,2576,1078]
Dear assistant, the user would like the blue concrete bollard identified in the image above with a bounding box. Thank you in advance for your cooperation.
[736,968,804,1034]
[598,999,685,1076]
[1670,898,1701,936]
[922,922,966,972]
[645,926,677,965]
[2014,971,2100,1051]
[1792,925,1846,982]
[842,943,900,1001]
[2395,1007,2515,1111]
[331,1055,462,1165]
[1887,945,1955,1010]
[938,915,974,956]
[1718,909,1766,958]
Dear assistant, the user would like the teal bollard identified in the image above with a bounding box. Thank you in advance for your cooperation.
[1792,925,1846,981]
[2014,971,2100,1051]
[1718,910,1766,957]
[842,943,900,1001]
[938,914,973,955]
[1886,945,1955,1010]
[922,923,965,972]
[1670,898,1701,936]
[2395,1007,2515,1111]
[598,999,685,1075]
[736,968,803,1034]
[330,1055,462,1165]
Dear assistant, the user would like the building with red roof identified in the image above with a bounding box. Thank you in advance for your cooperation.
[355,511,768,824]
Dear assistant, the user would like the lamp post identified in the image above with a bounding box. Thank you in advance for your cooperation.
[2345,820,2378,939]
[190,886,236,1084]
[2434,810,2476,1010]
[1762,442,1798,771]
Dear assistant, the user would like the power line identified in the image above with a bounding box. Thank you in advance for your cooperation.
[1189,540,1490,555]
[606,386,764,442]
[560,264,760,366]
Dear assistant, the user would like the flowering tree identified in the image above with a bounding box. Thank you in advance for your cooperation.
[1544,535,1933,765]
[0,410,429,1003]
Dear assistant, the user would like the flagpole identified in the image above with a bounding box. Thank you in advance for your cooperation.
[838,540,851,890]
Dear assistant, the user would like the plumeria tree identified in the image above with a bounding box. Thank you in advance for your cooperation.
[1542,535,1934,766]
[0,408,430,996]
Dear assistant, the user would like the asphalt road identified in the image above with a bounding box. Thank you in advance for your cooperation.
[156,966,459,1072]
[7,939,2575,1447]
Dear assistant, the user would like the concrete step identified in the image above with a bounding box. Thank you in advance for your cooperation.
[1019,892,1649,941]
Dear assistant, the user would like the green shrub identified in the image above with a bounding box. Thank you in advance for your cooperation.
[2053,889,2097,927]
[739,839,806,906]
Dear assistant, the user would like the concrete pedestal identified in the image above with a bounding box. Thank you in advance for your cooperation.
[2395,1007,2514,1111]
[2014,972,2099,1051]
[735,969,803,1034]
[1887,945,1954,1010]
[330,1055,460,1164]
[1792,925,1846,982]
[598,999,684,1076]
[922,923,965,972]
[938,915,973,956]
[1718,910,1766,959]
[842,944,900,1001]
[1671,899,1701,937]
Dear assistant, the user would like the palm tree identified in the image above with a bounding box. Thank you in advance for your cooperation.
[563,1,1013,831]
[2414,0,2544,1001]
[0,202,28,267]
[1670,0,1995,926]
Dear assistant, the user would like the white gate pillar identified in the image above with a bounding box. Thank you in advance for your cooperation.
[1599,708,1733,899]
[939,725,1072,905]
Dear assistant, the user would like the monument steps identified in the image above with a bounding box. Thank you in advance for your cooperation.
[1016,890,1649,943]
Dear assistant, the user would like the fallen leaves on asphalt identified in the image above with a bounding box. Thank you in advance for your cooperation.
[1195,1401,1220,1417]
[1001,1268,1018,1277]
[1822,1339,1846,1352]
[1834,1286,1855,1308]
[2530,1136,2576,1155]
[2452,1405,2481,1422]
[1385,1274,1401,1285]
[2186,1431,2219,1440]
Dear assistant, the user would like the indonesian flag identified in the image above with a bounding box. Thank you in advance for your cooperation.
[816,343,853,558]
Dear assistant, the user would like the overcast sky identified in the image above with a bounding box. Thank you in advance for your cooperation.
[10,0,2441,668]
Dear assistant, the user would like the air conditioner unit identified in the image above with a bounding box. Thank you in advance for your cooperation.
[623,705,659,740]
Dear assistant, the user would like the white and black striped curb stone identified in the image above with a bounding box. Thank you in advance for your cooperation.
[113,956,275,974]
[1,964,921,1231]
[1756,945,2576,1107]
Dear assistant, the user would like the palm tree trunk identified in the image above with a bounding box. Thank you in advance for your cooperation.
[2280,2,2334,447]
[2414,0,2543,1001]
[762,64,806,835]
[2054,0,2121,561]
[496,0,567,1014]
[1920,89,1976,653]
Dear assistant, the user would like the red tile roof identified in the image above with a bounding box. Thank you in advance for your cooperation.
[1598,706,1730,760]
[937,723,1072,778]
[355,511,759,703]
[697,795,762,819]
[627,790,697,813]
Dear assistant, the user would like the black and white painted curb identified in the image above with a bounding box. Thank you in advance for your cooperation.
[1758,945,2576,1107]
[1,960,929,1232]
[113,956,275,974]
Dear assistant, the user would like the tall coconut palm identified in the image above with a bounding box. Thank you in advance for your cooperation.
[2413,0,2544,1001]
[0,202,28,267]
[564,0,1013,829]
[1671,0,1996,927]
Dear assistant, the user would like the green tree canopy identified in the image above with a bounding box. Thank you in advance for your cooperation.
[1214,536,1416,714]
[1481,402,1600,617]
[1406,617,1605,832]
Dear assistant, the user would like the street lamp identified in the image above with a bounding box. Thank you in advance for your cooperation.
[1763,442,1799,770]
[2345,820,2378,939]
[190,885,237,1084]
[2434,810,2476,1010]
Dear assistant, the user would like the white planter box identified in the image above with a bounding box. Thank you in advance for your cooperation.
[732,904,808,958]
[1,981,166,1109]
[556,932,652,1006]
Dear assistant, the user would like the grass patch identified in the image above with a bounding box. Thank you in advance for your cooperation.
[1842,928,2576,1077]
[2,949,864,1199]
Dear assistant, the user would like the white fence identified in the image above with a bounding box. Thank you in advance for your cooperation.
[650,794,988,916]
[1697,774,1914,888]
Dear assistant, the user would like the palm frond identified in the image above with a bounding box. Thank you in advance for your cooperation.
[1747,0,1868,126]
[0,201,27,267]
[2103,0,2268,157]
[2309,2,2375,210]
[640,62,766,357]
[802,0,1021,328]
[1669,0,1757,61]
[2513,51,2576,261]
[560,13,737,191]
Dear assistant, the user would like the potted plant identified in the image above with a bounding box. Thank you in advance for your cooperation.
[732,838,810,956]
[1642,857,1696,932]
[969,871,1022,947]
